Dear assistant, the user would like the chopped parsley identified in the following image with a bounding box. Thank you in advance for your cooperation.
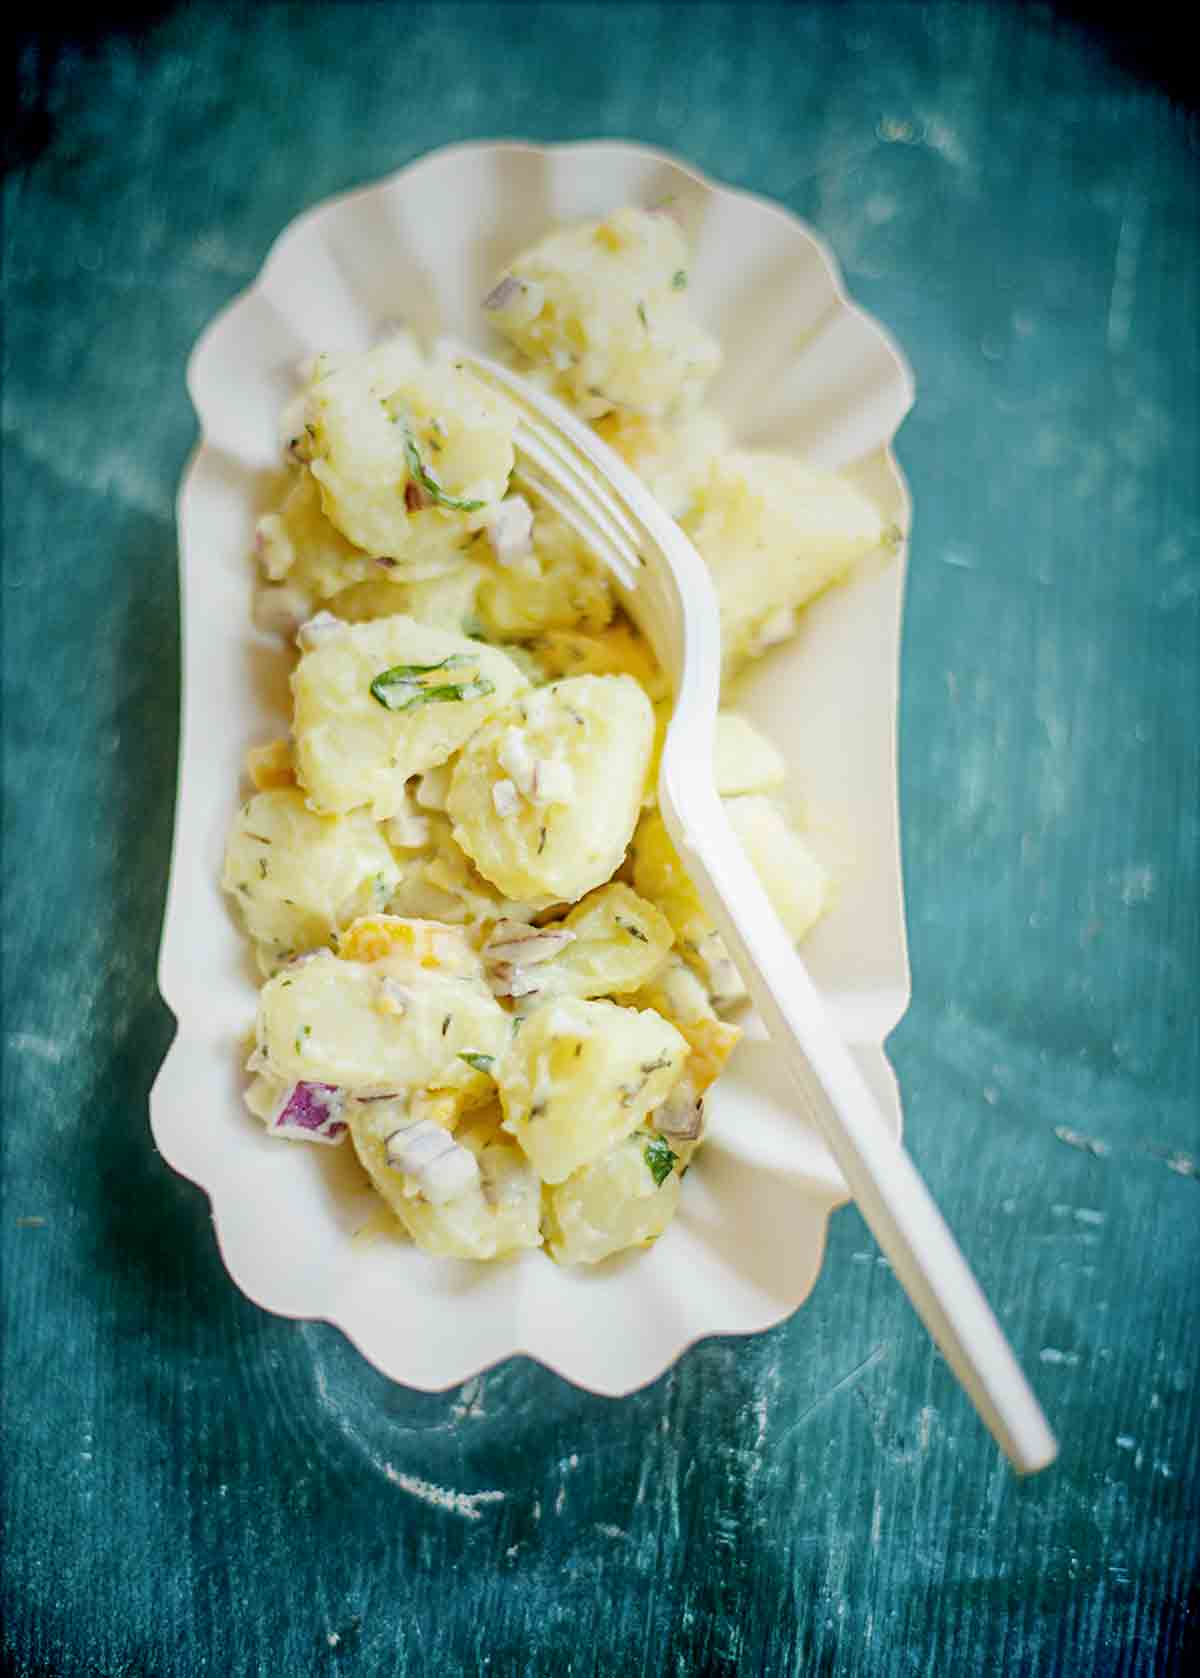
[637,300,648,329]
[672,269,687,290]
[644,1135,679,1188]
[459,1052,495,1075]
[403,434,484,513]
[614,916,649,942]
[639,1053,673,1075]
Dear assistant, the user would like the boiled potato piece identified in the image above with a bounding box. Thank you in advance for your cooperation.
[725,794,831,941]
[386,813,539,930]
[544,1132,683,1264]
[539,883,674,1000]
[496,995,687,1183]
[254,927,510,1094]
[255,469,376,603]
[291,615,527,819]
[223,788,400,972]
[477,502,613,639]
[447,674,654,909]
[487,208,720,420]
[594,407,728,519]
[680,451,884,679]
[326,563,484,636]
[528,619,668,702]
[631,811,745,1010]
[713,712,786,797]
[349,1103,542,1260]
[301,339,517,561]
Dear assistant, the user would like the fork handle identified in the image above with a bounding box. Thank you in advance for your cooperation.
[673,790,1058,1475]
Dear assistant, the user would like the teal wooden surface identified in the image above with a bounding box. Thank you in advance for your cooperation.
[3,4,1197,1673]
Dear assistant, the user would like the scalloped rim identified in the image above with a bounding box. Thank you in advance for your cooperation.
[153,139,915,1396]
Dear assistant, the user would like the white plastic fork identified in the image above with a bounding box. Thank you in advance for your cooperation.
[445,339,1058,1476]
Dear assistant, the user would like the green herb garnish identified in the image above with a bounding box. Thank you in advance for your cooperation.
[614,916,649,942]
[639,1053,672,1075]
[644,1135,679,1188]
[404,435,485,513]
[637,301,648,329]
[370,655,495,712]
[459,1052,495,1075]
[672,269,687,290]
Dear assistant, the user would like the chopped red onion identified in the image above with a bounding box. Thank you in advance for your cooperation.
[270,1082,347,1145]
[482,275,523,312]
[385,1119,479,1204]
[652,1085,704,1142]
[487,495,534,566]
[296,610,345,651]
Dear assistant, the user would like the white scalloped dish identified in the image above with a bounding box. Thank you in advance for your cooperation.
[152,141,915,1395]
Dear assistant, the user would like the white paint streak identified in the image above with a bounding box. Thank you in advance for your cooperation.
[7,1032,66,1063]
[1120,864,1156,906]
[595,1523,627,1540]
[2,419,172,522]
[386,1470,504,1521]
[1054,1126,1111,1158]
[1039,1348,1080,1367]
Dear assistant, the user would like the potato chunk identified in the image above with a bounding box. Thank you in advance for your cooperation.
[680,451,884,679]
[291,615,527,818]
[725,794,831,942]
[496,995,686,1183]
[477,502,614,639]
[255,469,376,604]
[447,674,654,909]
[486,207,720,420]
[325,564,484,636]
[483,883,673,1005]
[544,1132,682,1264]
[302,340,518,561]
[254,926,510,1094]
[713,712,786,797]
[223,788,400,972]
[349,1104,542,1260]
[631,810,744,1010]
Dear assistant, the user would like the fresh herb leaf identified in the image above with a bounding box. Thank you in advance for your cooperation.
[639,1053,672,1075]
[370,655,495,711]
[614,915,649,942]
[637,301,648,329]
[459,1052,495,1075]
[404,435,484,512]
[672,269,687,290]
[644,1135,679,1188]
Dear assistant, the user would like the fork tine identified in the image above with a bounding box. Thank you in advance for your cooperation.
[448,343,646,554]
[513,460,640,594]
[514,407,644,556]
[514,422,643,579]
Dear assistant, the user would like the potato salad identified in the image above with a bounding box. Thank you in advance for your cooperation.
[226,207,886,1264]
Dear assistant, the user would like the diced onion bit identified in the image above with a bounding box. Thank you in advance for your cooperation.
[482,921,575,1000]
[487,495,535,567]
[296,610,347,650]
[482,275,522,311]
[652,1082,705,1142]
[530,758,574,806]
[384,1119,480,1204]
[498,727,536,797]
[482,275,545,325]
[270,1082,347,1145]
[492,778,520,818]
[375,977,411,1017]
